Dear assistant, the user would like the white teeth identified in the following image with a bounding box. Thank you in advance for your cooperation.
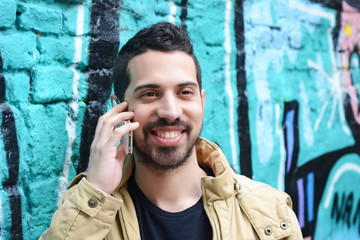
[157,131,180,139]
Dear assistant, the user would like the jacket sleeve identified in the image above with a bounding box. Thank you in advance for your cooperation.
[285,202,303,240]
[39,177,123,240]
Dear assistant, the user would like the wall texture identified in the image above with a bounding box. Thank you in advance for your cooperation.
[0,0,359,239]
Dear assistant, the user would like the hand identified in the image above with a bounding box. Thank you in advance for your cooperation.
[86,102,139,194]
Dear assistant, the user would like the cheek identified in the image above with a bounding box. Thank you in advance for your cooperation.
[131,105,153,125]
[185,105,204,120]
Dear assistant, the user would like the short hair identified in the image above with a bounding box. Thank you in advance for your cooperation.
[112,22,202,101]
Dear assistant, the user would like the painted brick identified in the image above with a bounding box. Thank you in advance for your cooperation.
[21,103,68,178]
[79,36,90,68]
[0,190,11,240]
[56,0,87,3]
[37,36,74,66]
[0,0,16,29]
[17,3,63,34]
[27,178,59,237]
[63,4,90,36]
[31,66,73,103]
[4,72,29,103]
[77,72,88,101]
[0,32,38,70]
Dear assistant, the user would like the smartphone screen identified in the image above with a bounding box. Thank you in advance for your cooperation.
[111,98,133,155]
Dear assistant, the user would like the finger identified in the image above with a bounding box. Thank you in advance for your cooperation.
[94,102,129,140]
[107,122,139,146]
[97,111,135,144]
[103,101,128,119]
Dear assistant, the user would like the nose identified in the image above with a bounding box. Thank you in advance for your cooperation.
[156,92,182,121]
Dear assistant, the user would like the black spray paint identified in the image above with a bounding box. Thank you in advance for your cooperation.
[283,101,360,238]
[78,0,121,173]
[0,53,23,239]
[234,0,252,177]
[179,0,188,31]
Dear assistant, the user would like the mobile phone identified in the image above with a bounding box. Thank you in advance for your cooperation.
[111,98,133,155]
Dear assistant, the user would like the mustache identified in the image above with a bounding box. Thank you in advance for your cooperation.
[143,118,192,132]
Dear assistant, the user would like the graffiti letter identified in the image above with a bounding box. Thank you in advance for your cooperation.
[353,199,360,234]
[332,192,345,223]
[344,193,353,228]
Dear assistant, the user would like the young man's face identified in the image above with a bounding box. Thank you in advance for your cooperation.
[123,50,205,170]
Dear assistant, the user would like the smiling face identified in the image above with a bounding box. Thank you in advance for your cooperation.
[124,50,205,171]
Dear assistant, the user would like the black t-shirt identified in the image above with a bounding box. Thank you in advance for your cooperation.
[127,174,213,240]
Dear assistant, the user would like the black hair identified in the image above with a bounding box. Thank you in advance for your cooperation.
[112,21,201,101]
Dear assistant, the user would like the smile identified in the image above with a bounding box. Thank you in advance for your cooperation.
[155,131,182,139]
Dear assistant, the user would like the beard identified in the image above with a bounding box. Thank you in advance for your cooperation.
[133,118,200,171]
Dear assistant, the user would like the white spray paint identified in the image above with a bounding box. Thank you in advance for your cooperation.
[58,4,84,205]
[252,52,273,165]
[275,104,286,191]
[299,80,314,146]
[289,0,335,27]
[289,1,351,135]
[224,0,238,172]
[324,162,360,208]
[308,59,350,135]
[0,197,2,240]
[168,1,176,24]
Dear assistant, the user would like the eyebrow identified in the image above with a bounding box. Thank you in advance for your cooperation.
[133,81,198,94]
[133,84,160,94]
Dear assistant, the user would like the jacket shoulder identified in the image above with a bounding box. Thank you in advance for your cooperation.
[234,174,302,239]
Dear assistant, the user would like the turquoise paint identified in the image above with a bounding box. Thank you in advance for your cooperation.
[28,178,59,237]
[350,52,360,95]
[31,67,74,103]
[0,0,16,29]
[188,0,239,169]
[0,191,11,240]
[18,3,63,34]
[38,36,75,65]
[79,36,90,68]
[314,154,360,239]
[62,3,91,36]
[243,0,355,184]
[270,0,277,25]
[0,32,38,70]
[20,103,68,179]
[4,72,30,104]
[68,101,88,177]
[119,1,171,48]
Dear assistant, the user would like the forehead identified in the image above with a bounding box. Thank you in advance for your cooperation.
[127,50,198,88]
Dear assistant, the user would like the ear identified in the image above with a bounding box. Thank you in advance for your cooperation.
[110,94,119,107]
[201,89,206,110]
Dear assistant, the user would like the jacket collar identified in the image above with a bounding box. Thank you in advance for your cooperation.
[195,138,235,205]
[116,137,236,204]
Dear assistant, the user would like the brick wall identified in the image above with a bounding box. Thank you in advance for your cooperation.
[0,0,359,239]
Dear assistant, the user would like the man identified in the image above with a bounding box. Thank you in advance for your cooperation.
[41,22,303,239]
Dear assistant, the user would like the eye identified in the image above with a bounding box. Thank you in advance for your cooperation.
[181,90,192,95]
[143,92,156,97]
[139,90,158,99]
[178,88,194,97]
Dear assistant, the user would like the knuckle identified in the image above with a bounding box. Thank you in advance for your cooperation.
[91,144,101,153]
[103,119,114,127]
[98,115,105,123]
[114,127,125,136]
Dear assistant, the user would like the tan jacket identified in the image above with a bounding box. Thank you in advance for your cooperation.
[40,138,303,240]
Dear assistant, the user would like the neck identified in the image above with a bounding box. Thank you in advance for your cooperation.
[134,149,207,213]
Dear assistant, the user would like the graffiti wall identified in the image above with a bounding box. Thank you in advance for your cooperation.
[0,0,359,239]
